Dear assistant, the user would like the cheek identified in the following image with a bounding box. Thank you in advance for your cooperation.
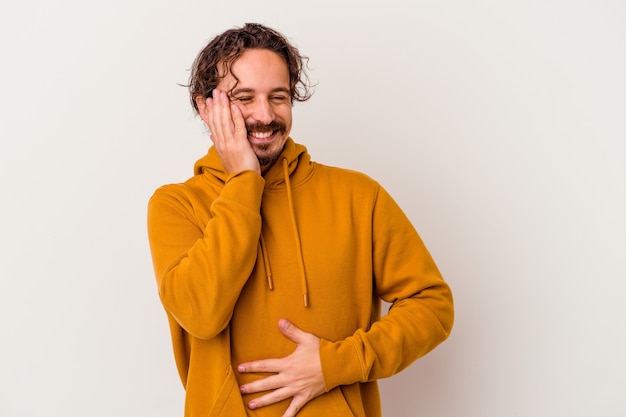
[234,105,251,121]
[279,108,293,125]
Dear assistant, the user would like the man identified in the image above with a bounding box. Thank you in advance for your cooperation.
[147,23,454,417]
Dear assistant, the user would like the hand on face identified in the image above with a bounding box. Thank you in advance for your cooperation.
[237,319,325,417]
[197,89,261,175]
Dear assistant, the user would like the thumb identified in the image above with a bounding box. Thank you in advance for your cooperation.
[278,319,305,344]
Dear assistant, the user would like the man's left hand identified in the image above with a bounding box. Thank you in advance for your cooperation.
[238,319,325,417]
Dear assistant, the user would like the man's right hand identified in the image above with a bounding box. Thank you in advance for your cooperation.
[196,89,261,175]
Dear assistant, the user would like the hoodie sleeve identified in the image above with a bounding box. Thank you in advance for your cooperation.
[318,185,454,390]
[147,171,265,340]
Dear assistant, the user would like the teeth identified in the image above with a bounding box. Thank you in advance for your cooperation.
[250,131,272,139]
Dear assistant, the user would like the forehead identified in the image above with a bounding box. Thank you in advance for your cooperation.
[219,49,290,92]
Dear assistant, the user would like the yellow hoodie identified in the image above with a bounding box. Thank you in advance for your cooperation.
[147,138,454,417]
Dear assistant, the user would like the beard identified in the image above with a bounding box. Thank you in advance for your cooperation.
[246,120,288,167]
[254,143,279,167]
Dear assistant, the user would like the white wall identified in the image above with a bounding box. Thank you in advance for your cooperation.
[1,1,624,416]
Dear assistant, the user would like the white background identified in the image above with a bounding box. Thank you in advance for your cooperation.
[1,1,625,416]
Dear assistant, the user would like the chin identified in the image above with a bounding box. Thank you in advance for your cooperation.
[254,139,285,161]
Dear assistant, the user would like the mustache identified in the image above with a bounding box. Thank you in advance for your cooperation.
[246,120,287,133]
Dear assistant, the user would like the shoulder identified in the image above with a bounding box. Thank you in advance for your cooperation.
[149,174,214,211]
[312,163,382,196]
[315,163,379,186]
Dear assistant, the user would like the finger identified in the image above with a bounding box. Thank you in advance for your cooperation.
[231,103,246,139]
[205,92,221,141]
[238,358,282,374]
[282,396,307,417]
[247,387,293,410]
[239,373,284,395]
[209,89,230,144]
[278,319,306,344]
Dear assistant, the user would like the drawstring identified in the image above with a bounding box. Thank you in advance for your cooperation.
[259,235,273,291]
[256,157,310,307]
[282,158,310,307]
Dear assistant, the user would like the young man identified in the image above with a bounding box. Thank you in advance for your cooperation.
[147,23,454,417]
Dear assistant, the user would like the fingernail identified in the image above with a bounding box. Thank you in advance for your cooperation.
[249,401,257,409]
[238,365,245,372]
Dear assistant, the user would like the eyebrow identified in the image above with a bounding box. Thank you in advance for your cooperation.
[231,87,291,96]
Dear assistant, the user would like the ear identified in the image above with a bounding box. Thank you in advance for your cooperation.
[195,95,210,124]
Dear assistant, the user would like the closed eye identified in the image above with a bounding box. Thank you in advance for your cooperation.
[270,95,290,103]
[232,96,253,103]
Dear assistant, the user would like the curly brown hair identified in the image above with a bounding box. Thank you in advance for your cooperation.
[187,23,314,114]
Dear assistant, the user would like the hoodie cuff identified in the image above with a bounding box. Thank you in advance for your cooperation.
[220,171,265,210]
[319,338,366,391]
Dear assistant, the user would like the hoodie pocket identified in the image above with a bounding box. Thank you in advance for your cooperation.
[207,366,248,417]
[300,386,358,416]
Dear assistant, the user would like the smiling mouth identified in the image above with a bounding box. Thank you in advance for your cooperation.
[248,130,275,140]
[246,121,286,141]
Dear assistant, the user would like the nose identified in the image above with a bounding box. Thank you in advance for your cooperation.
[250,98,275,125]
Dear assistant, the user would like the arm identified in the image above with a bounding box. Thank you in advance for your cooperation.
[147,171,265,339]
[319,185,454,389]
[148,89,264,339]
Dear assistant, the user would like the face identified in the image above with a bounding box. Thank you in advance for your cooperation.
[217,49,293,168]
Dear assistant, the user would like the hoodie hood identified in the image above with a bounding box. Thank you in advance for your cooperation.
[193,137,314,189]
